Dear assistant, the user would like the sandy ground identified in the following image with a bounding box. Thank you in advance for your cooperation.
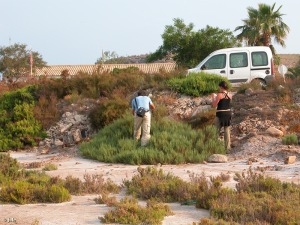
[1,147,300,225]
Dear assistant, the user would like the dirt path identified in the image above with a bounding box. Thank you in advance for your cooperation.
[1,148,300,225]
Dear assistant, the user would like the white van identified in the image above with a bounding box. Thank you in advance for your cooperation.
[188,46,275,84]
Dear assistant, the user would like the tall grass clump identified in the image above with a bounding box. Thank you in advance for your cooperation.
[168,72,231,96]
[282,133,298,145]
[80,112,225,165]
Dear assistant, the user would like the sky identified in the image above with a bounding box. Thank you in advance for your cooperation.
[0,0,299,65]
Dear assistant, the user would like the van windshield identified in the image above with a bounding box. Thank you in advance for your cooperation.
[202,54,226,70]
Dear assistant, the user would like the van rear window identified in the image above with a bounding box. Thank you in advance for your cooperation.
[251,52,268,66]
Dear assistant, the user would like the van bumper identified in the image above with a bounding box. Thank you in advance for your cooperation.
[265,74,275,84]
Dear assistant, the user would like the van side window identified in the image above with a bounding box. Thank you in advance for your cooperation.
[230,52,248,68]
[203,54,226,70]
[252,52,268,66]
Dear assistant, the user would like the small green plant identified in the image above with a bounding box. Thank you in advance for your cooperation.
[42,163,58,171]
[282,133,298,145]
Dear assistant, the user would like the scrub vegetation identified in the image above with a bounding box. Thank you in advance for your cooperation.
[0,153,120,204]
[80,113,225,165]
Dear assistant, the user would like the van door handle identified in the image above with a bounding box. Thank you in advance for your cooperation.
[230,70,234,74]
[220,70,225,74]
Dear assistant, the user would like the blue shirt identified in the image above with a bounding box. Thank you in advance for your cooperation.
[132,96,152,112]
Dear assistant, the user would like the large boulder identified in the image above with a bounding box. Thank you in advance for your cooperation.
[208,154,228,163]
[266,127,284,137]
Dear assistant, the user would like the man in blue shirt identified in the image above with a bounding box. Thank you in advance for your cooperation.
[132,90,155,146]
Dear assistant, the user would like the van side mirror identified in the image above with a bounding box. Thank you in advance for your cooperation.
[201,65,207,70]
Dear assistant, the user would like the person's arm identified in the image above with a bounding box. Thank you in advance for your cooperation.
[150,102,155,111]
[211,93,222,108]
[132,99,136,116]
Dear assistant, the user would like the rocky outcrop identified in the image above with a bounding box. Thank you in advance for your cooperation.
[39,111,92,148]
[168,95,212,119]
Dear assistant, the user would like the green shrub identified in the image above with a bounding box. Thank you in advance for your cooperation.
[124,166,199,202]
[210,190,300,225]
[0,86,45,151]
[94,193,118,206]
[100,197,173,225]
[205,168,300,224]
[80,113,225,165]
[0,154,70,204]
[282,133,298,145]
[63,174,120,195]
[0,180,71,204]
[168,72,231,96]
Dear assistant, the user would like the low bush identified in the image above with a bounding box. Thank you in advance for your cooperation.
[208,168,300,224]
[0,154,71,204]
[124,166,199,202]
[100,197,173,225]
[0,154,120,203]
[94,193,118,206]
[168,72,231,96]
[89,97,130,130]
[63,174,120,195]
[80,113,225,165]
[42,163,58,171]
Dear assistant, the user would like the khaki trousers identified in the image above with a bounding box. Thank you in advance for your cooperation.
[214,117,231,151]
[134,111,151,146]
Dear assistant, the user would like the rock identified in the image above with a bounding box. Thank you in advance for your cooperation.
[73,129,82,143]
[285,156,296,164]
[208,154,228,163]
[266,127,284,137]
[245,88,254,96]
[54,139,64,146]
[60,123,73,133]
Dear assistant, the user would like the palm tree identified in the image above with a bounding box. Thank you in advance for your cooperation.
[235,3,290,48]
